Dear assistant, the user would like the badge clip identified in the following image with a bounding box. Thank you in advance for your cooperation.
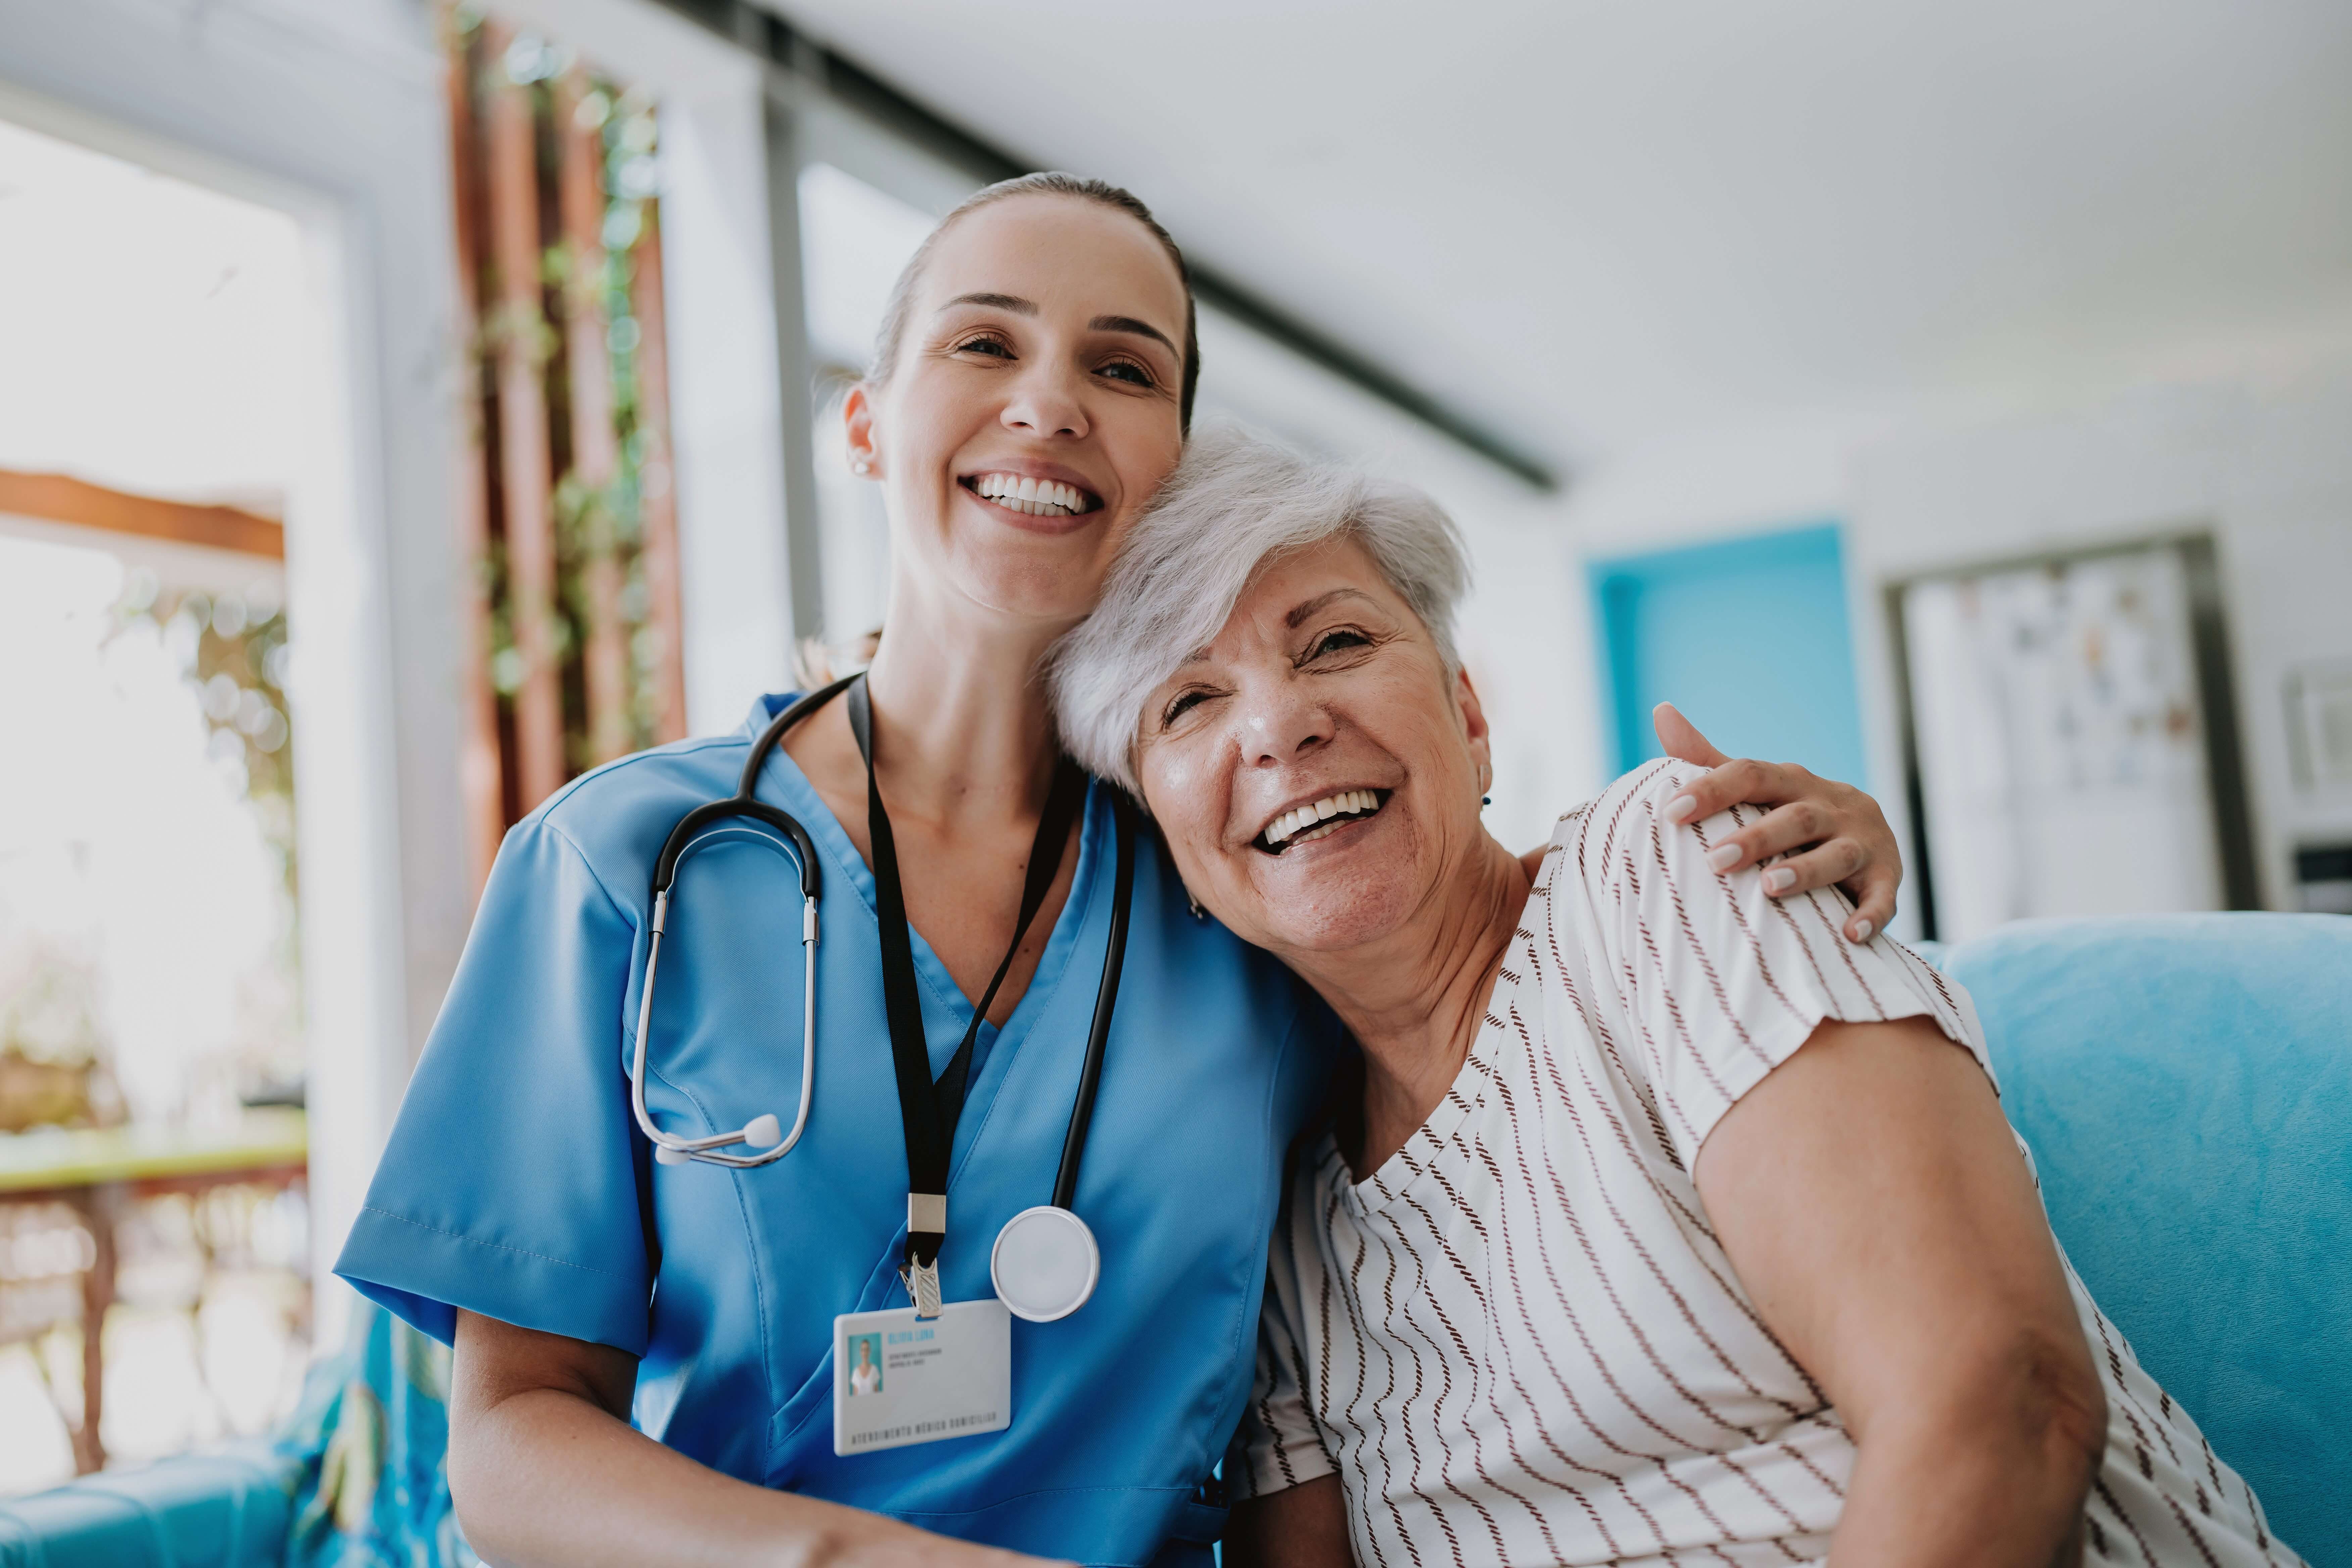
[901,1257,943,1319]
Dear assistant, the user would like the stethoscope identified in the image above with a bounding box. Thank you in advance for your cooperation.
[629,672,1134,1323]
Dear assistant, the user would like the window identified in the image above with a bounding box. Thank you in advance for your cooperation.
[0,116,312,1488]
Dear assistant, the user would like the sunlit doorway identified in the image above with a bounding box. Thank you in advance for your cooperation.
[0,113,314,1491]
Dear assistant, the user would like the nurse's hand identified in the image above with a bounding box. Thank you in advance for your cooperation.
[448,1310,1072,1568]
[1516,705,1903,944]
[1651,703,1901,944]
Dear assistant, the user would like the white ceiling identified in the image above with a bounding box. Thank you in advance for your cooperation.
[760,0,2352,473]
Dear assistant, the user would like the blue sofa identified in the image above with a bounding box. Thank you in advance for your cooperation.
[0,1446,300,1568]
[4,912,2344,1566]
[1943,913,2349,1566]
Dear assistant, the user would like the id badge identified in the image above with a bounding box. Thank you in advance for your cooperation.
[832,1298,1011,1456]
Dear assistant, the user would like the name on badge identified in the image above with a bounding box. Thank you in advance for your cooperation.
[832,1298,1011,1456]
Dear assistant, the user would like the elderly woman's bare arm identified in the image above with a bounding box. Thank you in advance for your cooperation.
[1224,1475,1354,1568]
[448,1311,1063,1568]
[1693,1019,2107,1568]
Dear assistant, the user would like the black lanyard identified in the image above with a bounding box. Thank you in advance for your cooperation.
[845,675,1090,1300]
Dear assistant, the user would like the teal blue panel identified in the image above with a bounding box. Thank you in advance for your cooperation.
[0,1443,298,1567]
[1942,914,2352,1566]
[1587,524,1866,787]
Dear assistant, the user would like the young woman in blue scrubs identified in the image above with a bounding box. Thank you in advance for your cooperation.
[335,174,1908,1567]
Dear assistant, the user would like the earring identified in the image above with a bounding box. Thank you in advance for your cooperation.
[1481,796,1492,807]
[1185,887,1206,921]
[851,456,872,476]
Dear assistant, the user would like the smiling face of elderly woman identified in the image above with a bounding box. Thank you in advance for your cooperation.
[1131,535,1498,955]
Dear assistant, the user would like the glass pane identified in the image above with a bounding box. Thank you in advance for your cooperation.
[1903,543,2224,940]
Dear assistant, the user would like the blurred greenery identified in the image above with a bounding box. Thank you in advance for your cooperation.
[459,6,670,781]
[0,943,125,1132]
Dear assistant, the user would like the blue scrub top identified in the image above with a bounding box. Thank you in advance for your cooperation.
[336,694,1337,1567]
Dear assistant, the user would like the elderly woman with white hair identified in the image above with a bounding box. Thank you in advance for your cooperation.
[1049,432,2298,1568]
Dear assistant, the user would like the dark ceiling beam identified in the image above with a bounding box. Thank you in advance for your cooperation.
[652,0,1561,492]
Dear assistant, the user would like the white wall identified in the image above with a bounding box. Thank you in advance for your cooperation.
[1851,369,2352,915]
[1560,363,2352,933]
[0,0,470,1327]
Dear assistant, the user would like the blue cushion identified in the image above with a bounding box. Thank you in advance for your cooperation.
[0,1443,298,1568]
[1944,913,2352,1566]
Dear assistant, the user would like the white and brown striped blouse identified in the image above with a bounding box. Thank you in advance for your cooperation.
[1234,760,2300,1567]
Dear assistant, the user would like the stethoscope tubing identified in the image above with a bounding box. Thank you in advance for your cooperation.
[628,672,854,1171]
[631,882,820,1168]
[627,670,1127,1243]
[1051,792,1134,1211]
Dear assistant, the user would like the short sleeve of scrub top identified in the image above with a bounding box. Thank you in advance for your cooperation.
[337,810,656,1353]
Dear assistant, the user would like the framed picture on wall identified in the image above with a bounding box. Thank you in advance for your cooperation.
[1884,533,2259,942]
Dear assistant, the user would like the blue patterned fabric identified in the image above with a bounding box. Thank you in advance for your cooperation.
[0,1297,474,1568]
[277,1298,473,1568]
[0,1301,466,1568]
[1943,913,2352,1566]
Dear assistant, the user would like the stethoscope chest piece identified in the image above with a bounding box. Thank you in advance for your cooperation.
[990,1205,1099,1323]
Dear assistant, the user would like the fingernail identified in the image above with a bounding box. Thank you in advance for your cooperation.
[1666,794,1698,824]
[1707,843,1742,872]
[1850,919,1874,942]
[1763,867,1796,894]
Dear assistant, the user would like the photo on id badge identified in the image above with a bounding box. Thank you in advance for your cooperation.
[833,1300,1012,1456]
[847,1333,883,1396]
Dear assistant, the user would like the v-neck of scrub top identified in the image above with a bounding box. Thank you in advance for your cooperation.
[741,698,1105,1175]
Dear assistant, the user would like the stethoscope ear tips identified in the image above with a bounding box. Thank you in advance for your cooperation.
[648,1113,785,1167]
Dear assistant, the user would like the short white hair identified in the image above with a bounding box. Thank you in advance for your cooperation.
[1048,427,1471,794]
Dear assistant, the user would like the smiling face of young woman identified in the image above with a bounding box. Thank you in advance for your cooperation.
[845,193,1191,633]
[1134,536,1498,959]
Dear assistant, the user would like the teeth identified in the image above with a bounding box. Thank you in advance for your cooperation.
[972,473,1089,517]
[1262,789,1384,847]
